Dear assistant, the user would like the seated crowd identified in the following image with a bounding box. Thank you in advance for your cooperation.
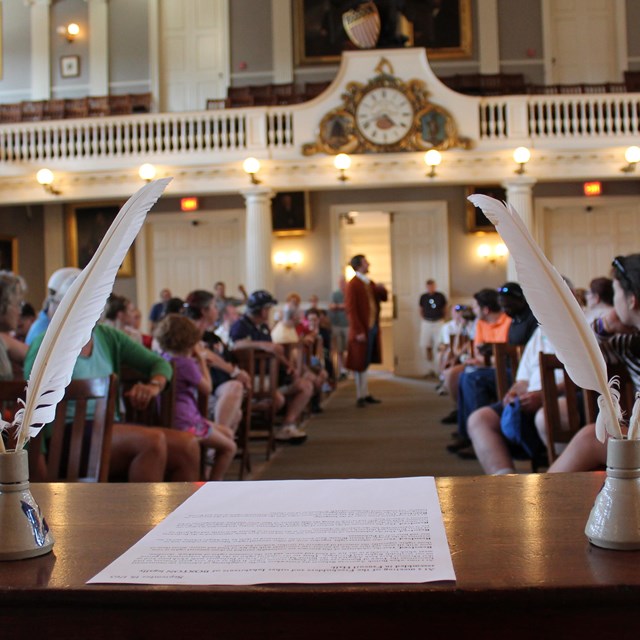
[436,266,640,475]
[0,270,344,482]
[1,254,637,484]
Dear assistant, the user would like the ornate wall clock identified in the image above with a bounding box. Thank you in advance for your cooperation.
[302,57,471,156]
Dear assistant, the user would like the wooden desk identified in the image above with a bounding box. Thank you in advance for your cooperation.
[2,474,640,640]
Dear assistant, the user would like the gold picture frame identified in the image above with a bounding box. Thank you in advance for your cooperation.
[65,202,135,277]
[294,0,472,65]
[272,191,311,236]
[465,186,504,234]
[0,235,18,272]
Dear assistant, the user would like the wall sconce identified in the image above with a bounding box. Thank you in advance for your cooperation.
[334,153,351,181]
[478,242,508,265]
[243,157,261,184]
[424,149,442,177]
[138,163,157,182]
[36,168,61,195]
[274,250,302,271]
[513,146,531,174]
[622,145,640,173]
[57,23,80,43]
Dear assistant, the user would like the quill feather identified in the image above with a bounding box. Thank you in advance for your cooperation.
[467,194,622,441]
[15,178,172,450]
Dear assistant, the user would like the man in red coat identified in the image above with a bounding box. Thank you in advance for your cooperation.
[345,254,383,408]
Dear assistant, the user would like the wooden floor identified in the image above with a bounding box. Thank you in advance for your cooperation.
[230,371,488,481]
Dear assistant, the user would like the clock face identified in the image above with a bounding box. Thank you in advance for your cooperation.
[355,87,414,145]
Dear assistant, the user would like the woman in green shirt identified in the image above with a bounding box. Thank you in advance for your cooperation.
[25,323,201,482]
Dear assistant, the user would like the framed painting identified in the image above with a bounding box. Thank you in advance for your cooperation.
[294,0,472,65]
[465,186,505,233]
[65,202,135,276]
[0,235,18,272]
[60,55,80,79]
[272,192,311,236]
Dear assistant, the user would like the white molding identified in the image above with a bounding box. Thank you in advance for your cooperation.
[108,80,153,89]
[500,59,544,67]
[230,71,274,81]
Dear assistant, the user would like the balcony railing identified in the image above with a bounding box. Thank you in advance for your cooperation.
[0,91,638,168]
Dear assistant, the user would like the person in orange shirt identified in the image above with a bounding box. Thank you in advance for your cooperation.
[441,288,509,421]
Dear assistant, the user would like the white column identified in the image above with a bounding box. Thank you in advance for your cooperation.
[28,0,52,100]
[271,0,293,83]
[87,0,109,96]
[477,0,500,74]
[243,187,275,294]
[503,177,537,281]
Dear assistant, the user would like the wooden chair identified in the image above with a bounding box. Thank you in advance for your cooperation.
[129,92,153,113]
[87,96,111,117]
[228,94,255,108]
[528,84,559,95]
[20,100,45,122]
[302,81,331,101]
[227,86,251,100]
[206,98,229,110]
[539,353,586,464]
[557,84,584,94]
[64,97,89,119]
[272,82,297,104]
[119,363,176,428]
[493,343,524,401]
[29,375,117,482]
[248,84,273,99]
[624,70,640,92]
[0,380,28,450]
[109,94,133,115]
[234,348,279,460]
[0,103,23,123]
[43,99,66,120]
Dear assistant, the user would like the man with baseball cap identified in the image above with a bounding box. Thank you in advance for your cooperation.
[26,267,81,345]
[229,290,312,444]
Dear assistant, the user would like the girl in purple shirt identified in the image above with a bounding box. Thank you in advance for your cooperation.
[155,314,237,480]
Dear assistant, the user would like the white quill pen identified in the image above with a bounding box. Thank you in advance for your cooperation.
[467,194,622,442]
[14,178,172,450]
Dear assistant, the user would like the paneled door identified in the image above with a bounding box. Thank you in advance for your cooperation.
[540,198,640,289]
[159,0,230,111]
[390,202,449,377]
[543,0,622,84]
[140,210,245,325]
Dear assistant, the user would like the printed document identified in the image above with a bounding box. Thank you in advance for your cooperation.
[89,476,455,585]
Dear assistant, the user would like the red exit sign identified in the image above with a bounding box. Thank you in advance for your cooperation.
[583,181,602,196]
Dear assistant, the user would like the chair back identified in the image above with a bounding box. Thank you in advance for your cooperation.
[0,380,28,449]
[119,362,176,428]
[493,343,524,400]
[234,348,278,459]
[539,353,585,463]
[109,94,133,115]
[29,374,117,482]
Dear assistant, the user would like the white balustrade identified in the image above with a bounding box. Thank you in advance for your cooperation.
[0,92,637,167]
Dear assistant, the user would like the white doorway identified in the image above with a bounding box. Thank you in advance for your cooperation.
[137,209,245,331]
[331,200,449,377]
[537,197,640,289]
[158,0,230,111]
[542,0,625,84]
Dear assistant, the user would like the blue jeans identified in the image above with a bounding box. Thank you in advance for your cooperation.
[457,366,498,439]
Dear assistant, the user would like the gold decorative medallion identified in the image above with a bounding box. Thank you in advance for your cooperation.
[303,57,471,155]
